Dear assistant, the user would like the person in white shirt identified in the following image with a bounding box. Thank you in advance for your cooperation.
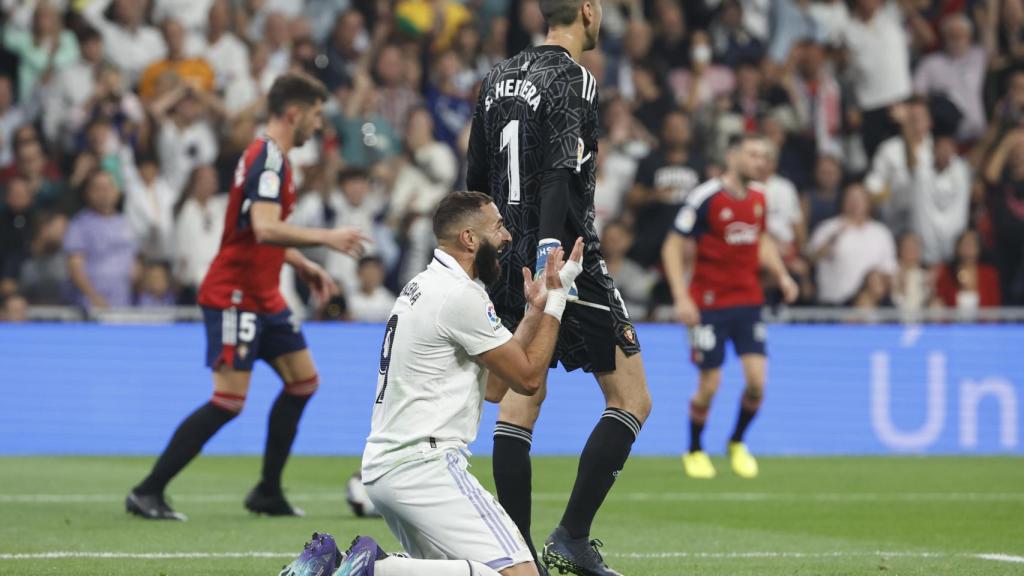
[808,182,898,304]
[172,164,226,300]
[865,97,933,235]
[837,0,913,159]
[81,0,167,84]
[0,76,24,168]
[184,0,250,91]
[151,83,221,196]
[41,28,104,149]
[122,153,178,261]
[762,145,805,254]
[153,0,213,35]
[909,135,970,265]
[347,256,396,323]
[282,191,582,576]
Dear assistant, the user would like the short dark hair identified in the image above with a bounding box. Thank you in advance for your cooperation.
[727,131,765,150]
[432,190,493,241]
[267,71,329,117]
[337,167,369,185]
[540,0,582,27]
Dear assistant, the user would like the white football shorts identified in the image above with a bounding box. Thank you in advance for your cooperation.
[364,449,533,571]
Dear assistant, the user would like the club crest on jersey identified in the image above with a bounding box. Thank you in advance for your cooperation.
[486,302,502,331]
[237,344,249,359]
[720,207,734,221]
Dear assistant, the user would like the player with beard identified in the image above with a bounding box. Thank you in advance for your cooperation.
[278,191,585,576]
[466,0,651,574]
[661,134,798,480]
[127,72,368,521]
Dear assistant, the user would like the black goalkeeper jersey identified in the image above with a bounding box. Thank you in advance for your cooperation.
[466,44,602,317]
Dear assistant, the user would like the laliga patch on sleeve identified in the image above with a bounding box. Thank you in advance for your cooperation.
[486,302,502,331]
[675,206,697,233]
[258,171,281,199]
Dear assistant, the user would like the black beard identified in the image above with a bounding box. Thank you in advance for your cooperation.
[475,239,501,286]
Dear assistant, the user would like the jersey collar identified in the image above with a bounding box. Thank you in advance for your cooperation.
[529,44,572,59]
[432,248,481,286]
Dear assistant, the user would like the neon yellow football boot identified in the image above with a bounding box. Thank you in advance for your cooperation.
[682,450,716,479]
[728,442,759,478]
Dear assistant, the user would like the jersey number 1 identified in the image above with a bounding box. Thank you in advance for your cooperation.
[375,314,399,404]
[500,120,520,204]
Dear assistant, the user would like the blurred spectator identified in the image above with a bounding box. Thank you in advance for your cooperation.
[935,230,1002,310]
[849,269,893,322]
[425,50,473,150]
[672,30,736,114]
[348,256,395,322]
[628,110,700,267]
[81,0,168,83]
[153,0,213,34]
[41,27,104,149]
[319,9,367,91]
[64,170,138,309]
[135,261,175,307]
[18,212,67,304]
[913,13,988,142]
[780,40,843,159]
[891,232,935,315]
[802,153,843,233]
[183,0,249,91]
[1,1,80,105]
[373,44,423,136]
[0,75,24,167]
[0,176,36,294]
[137,18,215,102]
[224,41,270,115]
[650,0,689,72]
[982,128,1024,304]
[808,182,897,305]
[909,135,970,265]
[807,0,850,43]
[865,97,933,235]
[710,0,765,68]
[631,62,677,136]
[594,96,652,232]
[123,153,177,261]
[333,71,399,168]
[71,65,146,154]
[767,0,821,65]
[151,83,221,195]
[615,20,653,102]
[837,0,913,159]
[601,220,657,320]
[762,143,804,259]
[1,293,28,322]
[0,129,65,209]
[260,12,293,81]
[303,0,351,45]
[172,165,225,303]
[390,108,457,284]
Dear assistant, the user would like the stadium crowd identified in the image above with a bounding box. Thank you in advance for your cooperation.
[1,0,1023,323]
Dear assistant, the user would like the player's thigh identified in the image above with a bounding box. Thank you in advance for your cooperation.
[594,346,651,422]
[212,367,253,398]
[696,367,723,399]
[496,373,548,428]
[732,306,767,388]
[259,308,314,379]
[689,309,728,372]
[365,451,532,570]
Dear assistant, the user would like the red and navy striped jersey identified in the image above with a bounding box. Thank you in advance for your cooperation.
[199,136,295,313]
[672,179,766,310]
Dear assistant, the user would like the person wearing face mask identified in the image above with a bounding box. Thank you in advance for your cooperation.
[672,30,736,114]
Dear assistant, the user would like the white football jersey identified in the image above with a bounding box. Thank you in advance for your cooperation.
[362,249,513,482]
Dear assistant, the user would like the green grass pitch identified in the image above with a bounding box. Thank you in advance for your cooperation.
[1,456,1022,575]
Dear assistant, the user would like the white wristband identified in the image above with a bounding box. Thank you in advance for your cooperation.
[544,290,568,321]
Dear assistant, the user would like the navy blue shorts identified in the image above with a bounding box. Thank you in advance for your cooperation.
[202,306,307,371]
[689,305,766,370]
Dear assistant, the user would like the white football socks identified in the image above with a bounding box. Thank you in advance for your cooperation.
[373,555,502,576]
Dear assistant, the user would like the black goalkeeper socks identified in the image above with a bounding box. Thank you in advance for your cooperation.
[135,401,238,495]
[559,408,641,539]
[689,400,709,453]
[493,422,538,563]
[258,391,311,495]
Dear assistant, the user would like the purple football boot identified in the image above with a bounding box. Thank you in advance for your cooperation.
[279,532,342,576]
[332,536,388,576]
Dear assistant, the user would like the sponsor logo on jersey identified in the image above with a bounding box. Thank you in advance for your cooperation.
[724,221,759,245]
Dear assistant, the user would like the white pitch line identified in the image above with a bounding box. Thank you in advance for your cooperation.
[2,551,1023,564]
[4,492,1024,504]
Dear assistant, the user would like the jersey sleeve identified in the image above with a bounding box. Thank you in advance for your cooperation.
[672,192,712,238]
[243,141,286,205]
[542,66,590,172]
[439,284,513,357]
[466,76,490,195]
